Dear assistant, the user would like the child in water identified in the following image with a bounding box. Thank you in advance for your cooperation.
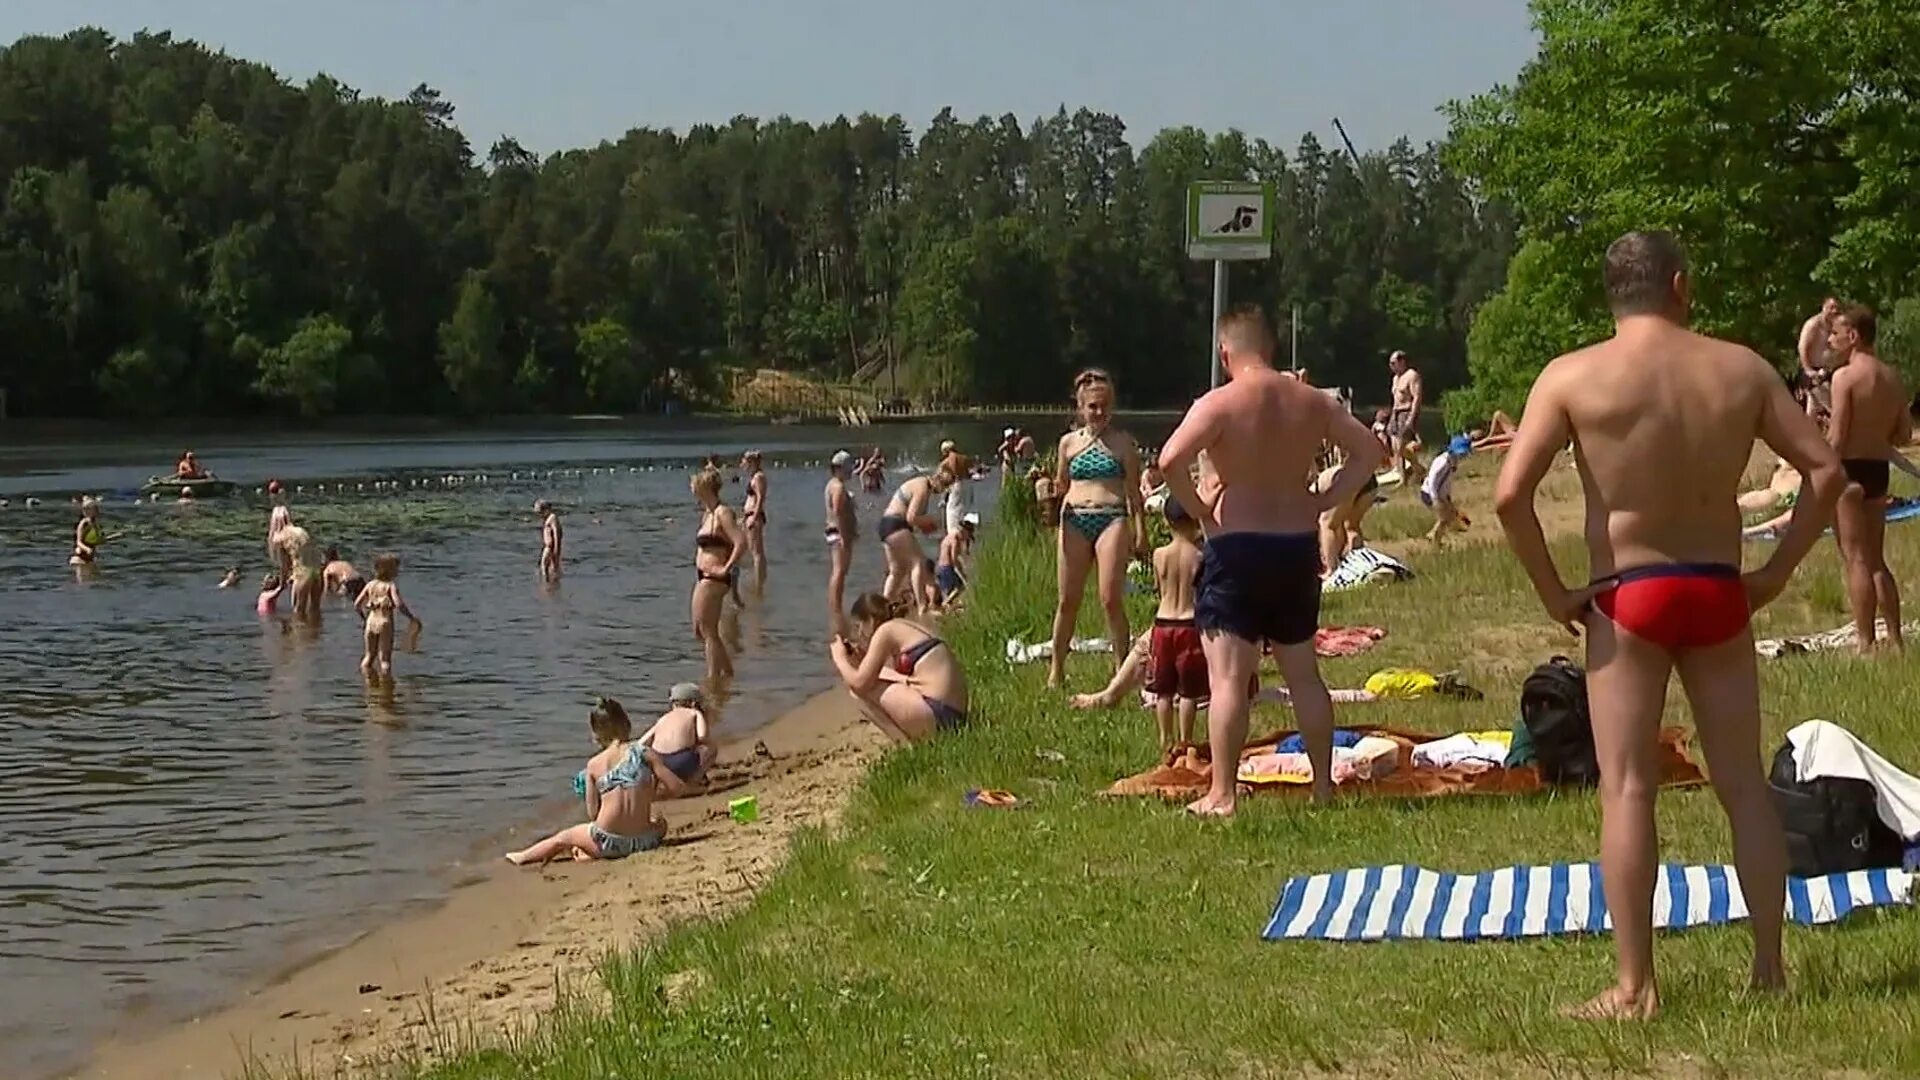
[354,554,423,679]
[639,682,716,796]
[70,497,105,566]
[218,567,242,589]
[256,573,285,615]
[508,697,667,865]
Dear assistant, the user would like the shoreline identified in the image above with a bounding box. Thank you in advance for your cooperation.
[77,687,884,1080]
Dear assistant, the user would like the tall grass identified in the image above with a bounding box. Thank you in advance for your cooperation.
[354,458,1920,1079]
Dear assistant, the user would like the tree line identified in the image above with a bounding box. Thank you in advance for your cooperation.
[1444,0,1920,425]
[0,28,1515,420]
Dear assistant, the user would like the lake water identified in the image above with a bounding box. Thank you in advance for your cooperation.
[0,419,1009,1079]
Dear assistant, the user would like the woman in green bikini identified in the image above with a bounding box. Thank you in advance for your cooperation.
[1046,368,1146,689]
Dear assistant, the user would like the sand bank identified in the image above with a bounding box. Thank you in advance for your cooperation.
[80,688,882,1079]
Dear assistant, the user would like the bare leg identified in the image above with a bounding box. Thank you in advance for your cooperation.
[847,683,938,744]
[1864,501,1902,649]
[376,624,395,677]
[360,626,378,678]
[1153,694,1175,751]
[1093,521,1132,679]
[1070,632,1147,710]
[1835,485,1878,651]
[749,525,767,592]
[1564,613,1669,1021]
[1190,630,1258,817]
[827,541,852,638]
[1178,696,1198,746]
[1274,642,1336,804]
[1048,527,1094,689]
[506,822,600,865]
[1674,629,1787,995]
[1318,511,1345,576]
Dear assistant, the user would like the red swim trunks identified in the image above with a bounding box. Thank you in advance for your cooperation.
[1146,618,1210,703]
[1591,563,1749,652]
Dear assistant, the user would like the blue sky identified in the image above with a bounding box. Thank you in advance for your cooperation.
[3,0,1539,155]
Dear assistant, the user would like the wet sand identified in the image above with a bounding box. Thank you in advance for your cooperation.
[80,688,884,1079]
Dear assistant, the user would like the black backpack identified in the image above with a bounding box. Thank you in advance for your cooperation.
[1768,742,1905,877]
[1521,657,1600,786]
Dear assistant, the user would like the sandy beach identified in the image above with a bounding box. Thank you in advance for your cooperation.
[79,688,884,1080]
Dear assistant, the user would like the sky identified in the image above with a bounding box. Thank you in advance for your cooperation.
[3,0,1539,156]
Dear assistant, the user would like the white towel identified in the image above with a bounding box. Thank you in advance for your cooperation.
[1004,637,1112,665]
[1788,720,1920,840]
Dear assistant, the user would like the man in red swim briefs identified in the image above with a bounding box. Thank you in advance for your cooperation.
[1495,231,1844,1021]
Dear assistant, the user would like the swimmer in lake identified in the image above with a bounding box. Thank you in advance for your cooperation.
[322,546,366,600]
[536,499,563,582]
[218,567,242,589]
[507,697,666,865]
[741,450,770,592]
[354,553,423,680]
[257,572,286,616]
[639,682,717,796]
[70,497,105,567]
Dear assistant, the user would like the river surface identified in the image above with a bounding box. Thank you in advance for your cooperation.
[0,419,1022,1080]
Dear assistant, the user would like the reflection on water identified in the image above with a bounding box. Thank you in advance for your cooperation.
[0,422,1004,1079]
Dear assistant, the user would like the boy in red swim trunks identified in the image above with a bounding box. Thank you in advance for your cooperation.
[1145,498,1207,750]
[1496,231,1844,1022]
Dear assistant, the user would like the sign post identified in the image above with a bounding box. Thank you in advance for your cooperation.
[1186,180,1276,387]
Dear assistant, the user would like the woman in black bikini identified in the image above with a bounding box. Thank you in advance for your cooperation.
[877,467,955,615]
[690,468,745,681]
[829,592,969,744]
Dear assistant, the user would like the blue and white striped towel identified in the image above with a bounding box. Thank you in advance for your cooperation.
[1263,863,1914,942]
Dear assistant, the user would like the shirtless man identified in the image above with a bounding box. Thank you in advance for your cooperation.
[823,451,860,637]
[1159,304,1381,814]
[1798,297,1841,424]
[1494,231,1844,1021]
[1386,351,1423,473]
[1827,306,1912,651]
[536,499,564,581]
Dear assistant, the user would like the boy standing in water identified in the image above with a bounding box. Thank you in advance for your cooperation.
[536,500,564,581]
[1144,498,1207,751]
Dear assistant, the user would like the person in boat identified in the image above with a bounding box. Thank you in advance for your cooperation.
[174,450,209,481]
[71,497,105,566]
[830,592,969,744]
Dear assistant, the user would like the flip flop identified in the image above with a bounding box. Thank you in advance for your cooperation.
[964,788,1020,809]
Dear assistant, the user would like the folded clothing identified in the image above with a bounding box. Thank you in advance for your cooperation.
[1412,731,1515,771]
[1239,736,1400,786]
[1788,719,1920,839]
[1315,626,1387,657]
[1275,729,1366,754]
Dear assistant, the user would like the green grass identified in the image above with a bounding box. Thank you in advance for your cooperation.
[369,461,1920,1079]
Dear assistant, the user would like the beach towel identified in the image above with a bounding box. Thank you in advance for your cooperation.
[1005,637,1112,664]
[1323,547,1414,592]
[1748,497,1920,542]
[1262,862,1914,942]
[1755,619,1920,658]
[1104,725,1705,802]
[1787,720,1920,840]
[1315,625,1387,657]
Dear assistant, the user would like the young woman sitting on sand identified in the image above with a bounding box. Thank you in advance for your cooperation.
[829,592,969,744]
[507,697,666,865]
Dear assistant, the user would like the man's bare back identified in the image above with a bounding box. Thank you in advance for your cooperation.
[1831,351,1910,462]
[1532,325,1775,577]
[1152,538,1199,620]
[1185,371,1337,534]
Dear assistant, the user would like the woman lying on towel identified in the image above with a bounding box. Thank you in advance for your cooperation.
[830,592,970,744]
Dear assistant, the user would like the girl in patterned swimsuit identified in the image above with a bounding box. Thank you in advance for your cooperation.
[507,697,666,865]
[354,553,423,680]
[1046,368,1146,689]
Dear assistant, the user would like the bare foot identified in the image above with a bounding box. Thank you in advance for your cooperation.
[569,848,594,862]
[1310,781,1335,806]
[1069,693,1110,710]
[1561,984,1659,1021]
[504,851,530,865]
[1749,960,1786,994]
[1185,793,1236,818]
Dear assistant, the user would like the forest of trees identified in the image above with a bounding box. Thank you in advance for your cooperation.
[0,28,1515,420]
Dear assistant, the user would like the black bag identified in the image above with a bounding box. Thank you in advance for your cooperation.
[1521,657,1600,786]
[1769,743,1905,877]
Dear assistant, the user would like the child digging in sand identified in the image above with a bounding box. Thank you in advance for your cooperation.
[640,682,717,796]
[354,554,423,679]
[1144,498,1207,751]
[507,697,666,864]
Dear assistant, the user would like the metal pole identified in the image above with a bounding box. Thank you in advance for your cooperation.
[1209,260,1228,388]
[1291,303,1300,373]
